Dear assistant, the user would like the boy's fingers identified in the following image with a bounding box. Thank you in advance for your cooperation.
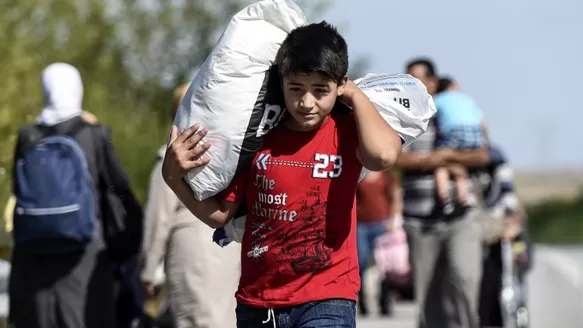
[192,156,211,167]
[188,143,211,161]
[181,156,211,171]
[169,125,179,145]
[175,124,200,145]
[185,127,208,149]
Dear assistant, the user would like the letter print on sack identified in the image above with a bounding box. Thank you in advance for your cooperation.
[275,185,332,275]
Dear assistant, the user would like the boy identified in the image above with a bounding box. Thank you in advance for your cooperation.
[161,21,402,327]
[433,77,485,207]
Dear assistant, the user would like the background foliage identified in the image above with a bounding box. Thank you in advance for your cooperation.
[0,0,332,207]
[527,191,583,243]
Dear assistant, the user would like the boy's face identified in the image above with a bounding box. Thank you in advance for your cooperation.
[282,72,347,131]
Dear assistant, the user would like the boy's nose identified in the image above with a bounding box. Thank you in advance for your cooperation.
[299,93,316,109]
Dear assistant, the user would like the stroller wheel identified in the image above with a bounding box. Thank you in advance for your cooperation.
[516,307,529,328]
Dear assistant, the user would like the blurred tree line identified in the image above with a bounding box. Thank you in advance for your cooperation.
[527,190,583,243]
[0,0,332,208]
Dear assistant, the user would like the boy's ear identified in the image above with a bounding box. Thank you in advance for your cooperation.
[336,75,349,96]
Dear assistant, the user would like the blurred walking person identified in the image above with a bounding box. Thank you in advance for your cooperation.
[397,58,490,328]
[356,170,402,317]
[10,62,142,328]
[140,83,241,328]
[479,145,532,328]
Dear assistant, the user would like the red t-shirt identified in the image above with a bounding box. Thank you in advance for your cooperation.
[219,111,363,308]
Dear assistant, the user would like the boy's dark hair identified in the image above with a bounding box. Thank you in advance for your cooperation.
[437,76,454,94]
[275,21,348,84]
[405,57,437,78]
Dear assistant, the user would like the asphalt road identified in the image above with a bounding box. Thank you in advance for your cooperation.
[358,244,583,328]
[0,245,580,327]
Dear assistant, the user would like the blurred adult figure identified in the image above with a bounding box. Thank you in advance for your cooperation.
[356,170,402,317]
[140,83,241,328]
[396,58,490,328]
[479,145,532,328]
[10,62,141,328]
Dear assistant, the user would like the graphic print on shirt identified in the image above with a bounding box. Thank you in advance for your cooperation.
[247,153,295,262]
[246,222,272,262]
[246,152,343,272]
[251,154,298,223]
[275,184,332,275]
[312,153,343,179]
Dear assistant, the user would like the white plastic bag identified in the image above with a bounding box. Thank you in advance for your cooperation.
[354,73,437,147]
[355,73,435,182]
[173,0,307,200]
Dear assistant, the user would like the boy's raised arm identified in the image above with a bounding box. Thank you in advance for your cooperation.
[167,179,240,229]
[342,80,402,171]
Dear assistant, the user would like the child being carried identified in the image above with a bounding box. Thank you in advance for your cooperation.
[433,77,485,207]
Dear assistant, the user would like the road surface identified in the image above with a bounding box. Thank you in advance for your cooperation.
[0,245,580,327]
[358,244,583,328]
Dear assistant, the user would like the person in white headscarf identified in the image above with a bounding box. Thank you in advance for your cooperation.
[9,62,141,328]
[35,63,99,126]
[36,63,85,125]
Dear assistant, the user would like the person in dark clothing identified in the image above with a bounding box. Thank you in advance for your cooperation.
[9,62,141,328]
[115,256,146,328]
[479,146,532,328]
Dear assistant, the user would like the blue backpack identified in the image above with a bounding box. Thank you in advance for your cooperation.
[13,121,96,252]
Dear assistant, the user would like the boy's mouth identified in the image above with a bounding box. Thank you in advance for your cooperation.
[298,112,316,118]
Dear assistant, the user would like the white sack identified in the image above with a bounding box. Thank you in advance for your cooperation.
[354,73,437,147]
[173,0,307,200]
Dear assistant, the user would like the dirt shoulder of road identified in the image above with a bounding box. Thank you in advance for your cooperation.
[514,169,583,205]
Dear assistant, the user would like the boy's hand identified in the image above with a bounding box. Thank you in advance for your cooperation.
[162,124,211,188]
[339,80,364,107]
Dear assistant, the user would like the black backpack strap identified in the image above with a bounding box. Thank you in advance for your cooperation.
[18,116,87,157]
[35,116,87,137]
[17,124,49,156]
[63,116,87,138]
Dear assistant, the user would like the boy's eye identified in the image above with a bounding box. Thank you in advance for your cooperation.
[315,88,329,94]
[289,87,302,92]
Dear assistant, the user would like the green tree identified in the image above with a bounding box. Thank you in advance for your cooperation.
[0,0,329,209]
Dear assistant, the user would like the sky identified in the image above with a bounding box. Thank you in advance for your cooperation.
[318,0,583,170]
